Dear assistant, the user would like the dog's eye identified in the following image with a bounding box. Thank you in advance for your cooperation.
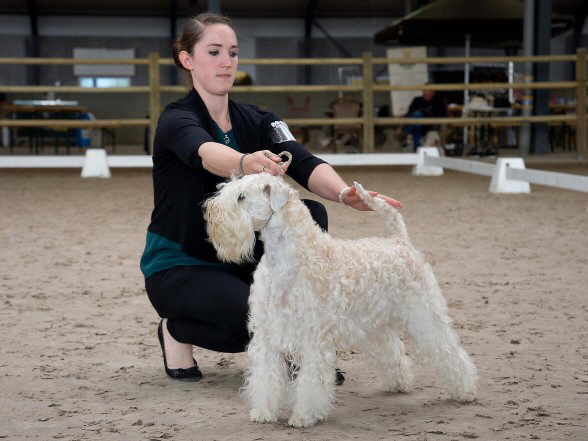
[238,193,245,201]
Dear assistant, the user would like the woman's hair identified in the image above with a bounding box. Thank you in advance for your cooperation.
[172,12,234,71]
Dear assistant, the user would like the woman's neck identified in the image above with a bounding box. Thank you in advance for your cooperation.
[194,85,231,132]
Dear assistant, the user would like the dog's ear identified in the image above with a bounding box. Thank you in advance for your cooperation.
[267,181,292,212]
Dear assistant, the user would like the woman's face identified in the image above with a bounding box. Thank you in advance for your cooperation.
[184,23,238,97]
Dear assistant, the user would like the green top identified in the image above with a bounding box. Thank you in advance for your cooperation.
[140,121,239,278]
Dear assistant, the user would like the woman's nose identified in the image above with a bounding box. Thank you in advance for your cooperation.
[219,52,231,66]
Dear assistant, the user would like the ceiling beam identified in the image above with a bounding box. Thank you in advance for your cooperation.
[27,0,40,85]
[303,0,318,84]
[208,0,221,14]
[573,1,588,49]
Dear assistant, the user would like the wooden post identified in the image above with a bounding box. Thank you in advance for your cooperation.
[575,48,587,158]
[148,52,161,156]
[362,52,374,153]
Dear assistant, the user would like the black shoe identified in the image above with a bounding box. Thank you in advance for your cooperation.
[285,357,345,386]
[157,320,202,382]
[285,356,300,380]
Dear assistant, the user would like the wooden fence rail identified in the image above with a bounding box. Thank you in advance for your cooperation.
[0,49,586,156]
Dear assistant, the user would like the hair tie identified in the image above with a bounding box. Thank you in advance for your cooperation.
[338,187,351,204]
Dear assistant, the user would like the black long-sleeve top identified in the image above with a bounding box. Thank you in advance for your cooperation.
[146,88,326,263]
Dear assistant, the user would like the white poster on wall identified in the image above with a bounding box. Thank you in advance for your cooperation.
[387,46,428,117]
[73,48,135,76]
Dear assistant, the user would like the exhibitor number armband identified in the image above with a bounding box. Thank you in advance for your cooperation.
[269,121,296,144]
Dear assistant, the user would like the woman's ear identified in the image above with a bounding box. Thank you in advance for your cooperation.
[178,51,193,71]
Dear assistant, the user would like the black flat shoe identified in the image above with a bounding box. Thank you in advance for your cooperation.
[158,320,202,382]
[285,357,346,386]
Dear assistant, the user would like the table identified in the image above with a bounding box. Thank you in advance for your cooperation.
[547,103,577,152]
[467,107,515,155]
[1,100,88,154]
[447,104,518,155]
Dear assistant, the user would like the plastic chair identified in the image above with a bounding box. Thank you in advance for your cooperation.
[330,97,362,152]
[285,96,311,144]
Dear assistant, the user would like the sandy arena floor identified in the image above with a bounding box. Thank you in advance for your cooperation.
[0,161,587,440]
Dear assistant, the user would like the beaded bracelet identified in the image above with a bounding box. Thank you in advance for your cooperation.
[239,153,250,176]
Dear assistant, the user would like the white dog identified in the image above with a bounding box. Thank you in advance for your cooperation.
[203,174,477,428]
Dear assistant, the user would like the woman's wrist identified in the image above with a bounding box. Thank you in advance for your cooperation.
[338,186,351,204]
[239,153,250,176]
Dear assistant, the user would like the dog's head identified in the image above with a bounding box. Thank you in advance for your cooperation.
[203,173,297,263]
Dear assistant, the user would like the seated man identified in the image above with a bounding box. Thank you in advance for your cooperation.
[403,89,447,151]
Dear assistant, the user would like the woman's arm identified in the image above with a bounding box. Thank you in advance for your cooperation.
[307,163,402,211]
[198,142,286,178]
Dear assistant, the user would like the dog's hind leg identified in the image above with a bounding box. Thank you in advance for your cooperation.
[363,328,413,393]
[402,297,478,402]
[288,345,336,427]
[243,333,288,423]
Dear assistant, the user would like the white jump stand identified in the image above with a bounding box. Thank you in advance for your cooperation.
[412,146,444,176]
[81,148,111,178]
[489,158,530,193]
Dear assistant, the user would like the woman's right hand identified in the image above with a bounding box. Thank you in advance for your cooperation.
[242,150,289,176]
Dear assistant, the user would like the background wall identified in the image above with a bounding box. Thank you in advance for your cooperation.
[1,14,585,145]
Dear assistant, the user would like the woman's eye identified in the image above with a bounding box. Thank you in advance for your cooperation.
[230,52,238,58]
[209,50,219,56]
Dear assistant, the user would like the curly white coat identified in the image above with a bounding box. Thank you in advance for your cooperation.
[204,174,477,428]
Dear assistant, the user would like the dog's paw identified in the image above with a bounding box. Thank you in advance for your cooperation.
[250,408,278,424]
[383,383,413,394]
[452,389,477,403]
[287,413,322,428]
[380,370,414,394]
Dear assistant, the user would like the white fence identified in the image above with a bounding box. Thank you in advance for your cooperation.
[506,166,588,193]
[416,147,588,194]
[0,148,587,194]
[0,149,151,177]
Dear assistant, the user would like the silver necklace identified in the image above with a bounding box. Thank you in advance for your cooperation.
[216,114,230,145]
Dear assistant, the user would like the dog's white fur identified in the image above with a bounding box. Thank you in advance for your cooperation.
[203,174,478,428]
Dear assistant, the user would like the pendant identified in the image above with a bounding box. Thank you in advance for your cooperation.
[223,133,230,145]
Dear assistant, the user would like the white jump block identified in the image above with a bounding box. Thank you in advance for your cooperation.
[81,148,111,178]
[489,158,530,193]
[412,147,444,176]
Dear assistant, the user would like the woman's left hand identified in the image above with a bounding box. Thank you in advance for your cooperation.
[340,186,403,211]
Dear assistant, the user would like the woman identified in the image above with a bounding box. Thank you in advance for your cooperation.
[141,12,403,382]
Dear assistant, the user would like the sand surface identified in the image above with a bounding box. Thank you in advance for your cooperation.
[0,161,587,440]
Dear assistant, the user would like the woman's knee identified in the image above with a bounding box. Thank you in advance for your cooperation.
[302,199,328,232]
[224,322,250,353]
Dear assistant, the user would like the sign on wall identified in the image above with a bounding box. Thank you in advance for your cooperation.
[387,46,429,117]
[73,48,135,77]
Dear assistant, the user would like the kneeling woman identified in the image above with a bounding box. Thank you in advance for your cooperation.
[140,12,402,382]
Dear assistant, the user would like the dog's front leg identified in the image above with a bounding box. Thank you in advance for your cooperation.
[243,332,287,424]
[288,344,335,428]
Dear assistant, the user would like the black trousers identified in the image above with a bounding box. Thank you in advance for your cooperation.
[145,199,328,354]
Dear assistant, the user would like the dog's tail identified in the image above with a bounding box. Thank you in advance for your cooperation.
[353,181,409,239]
